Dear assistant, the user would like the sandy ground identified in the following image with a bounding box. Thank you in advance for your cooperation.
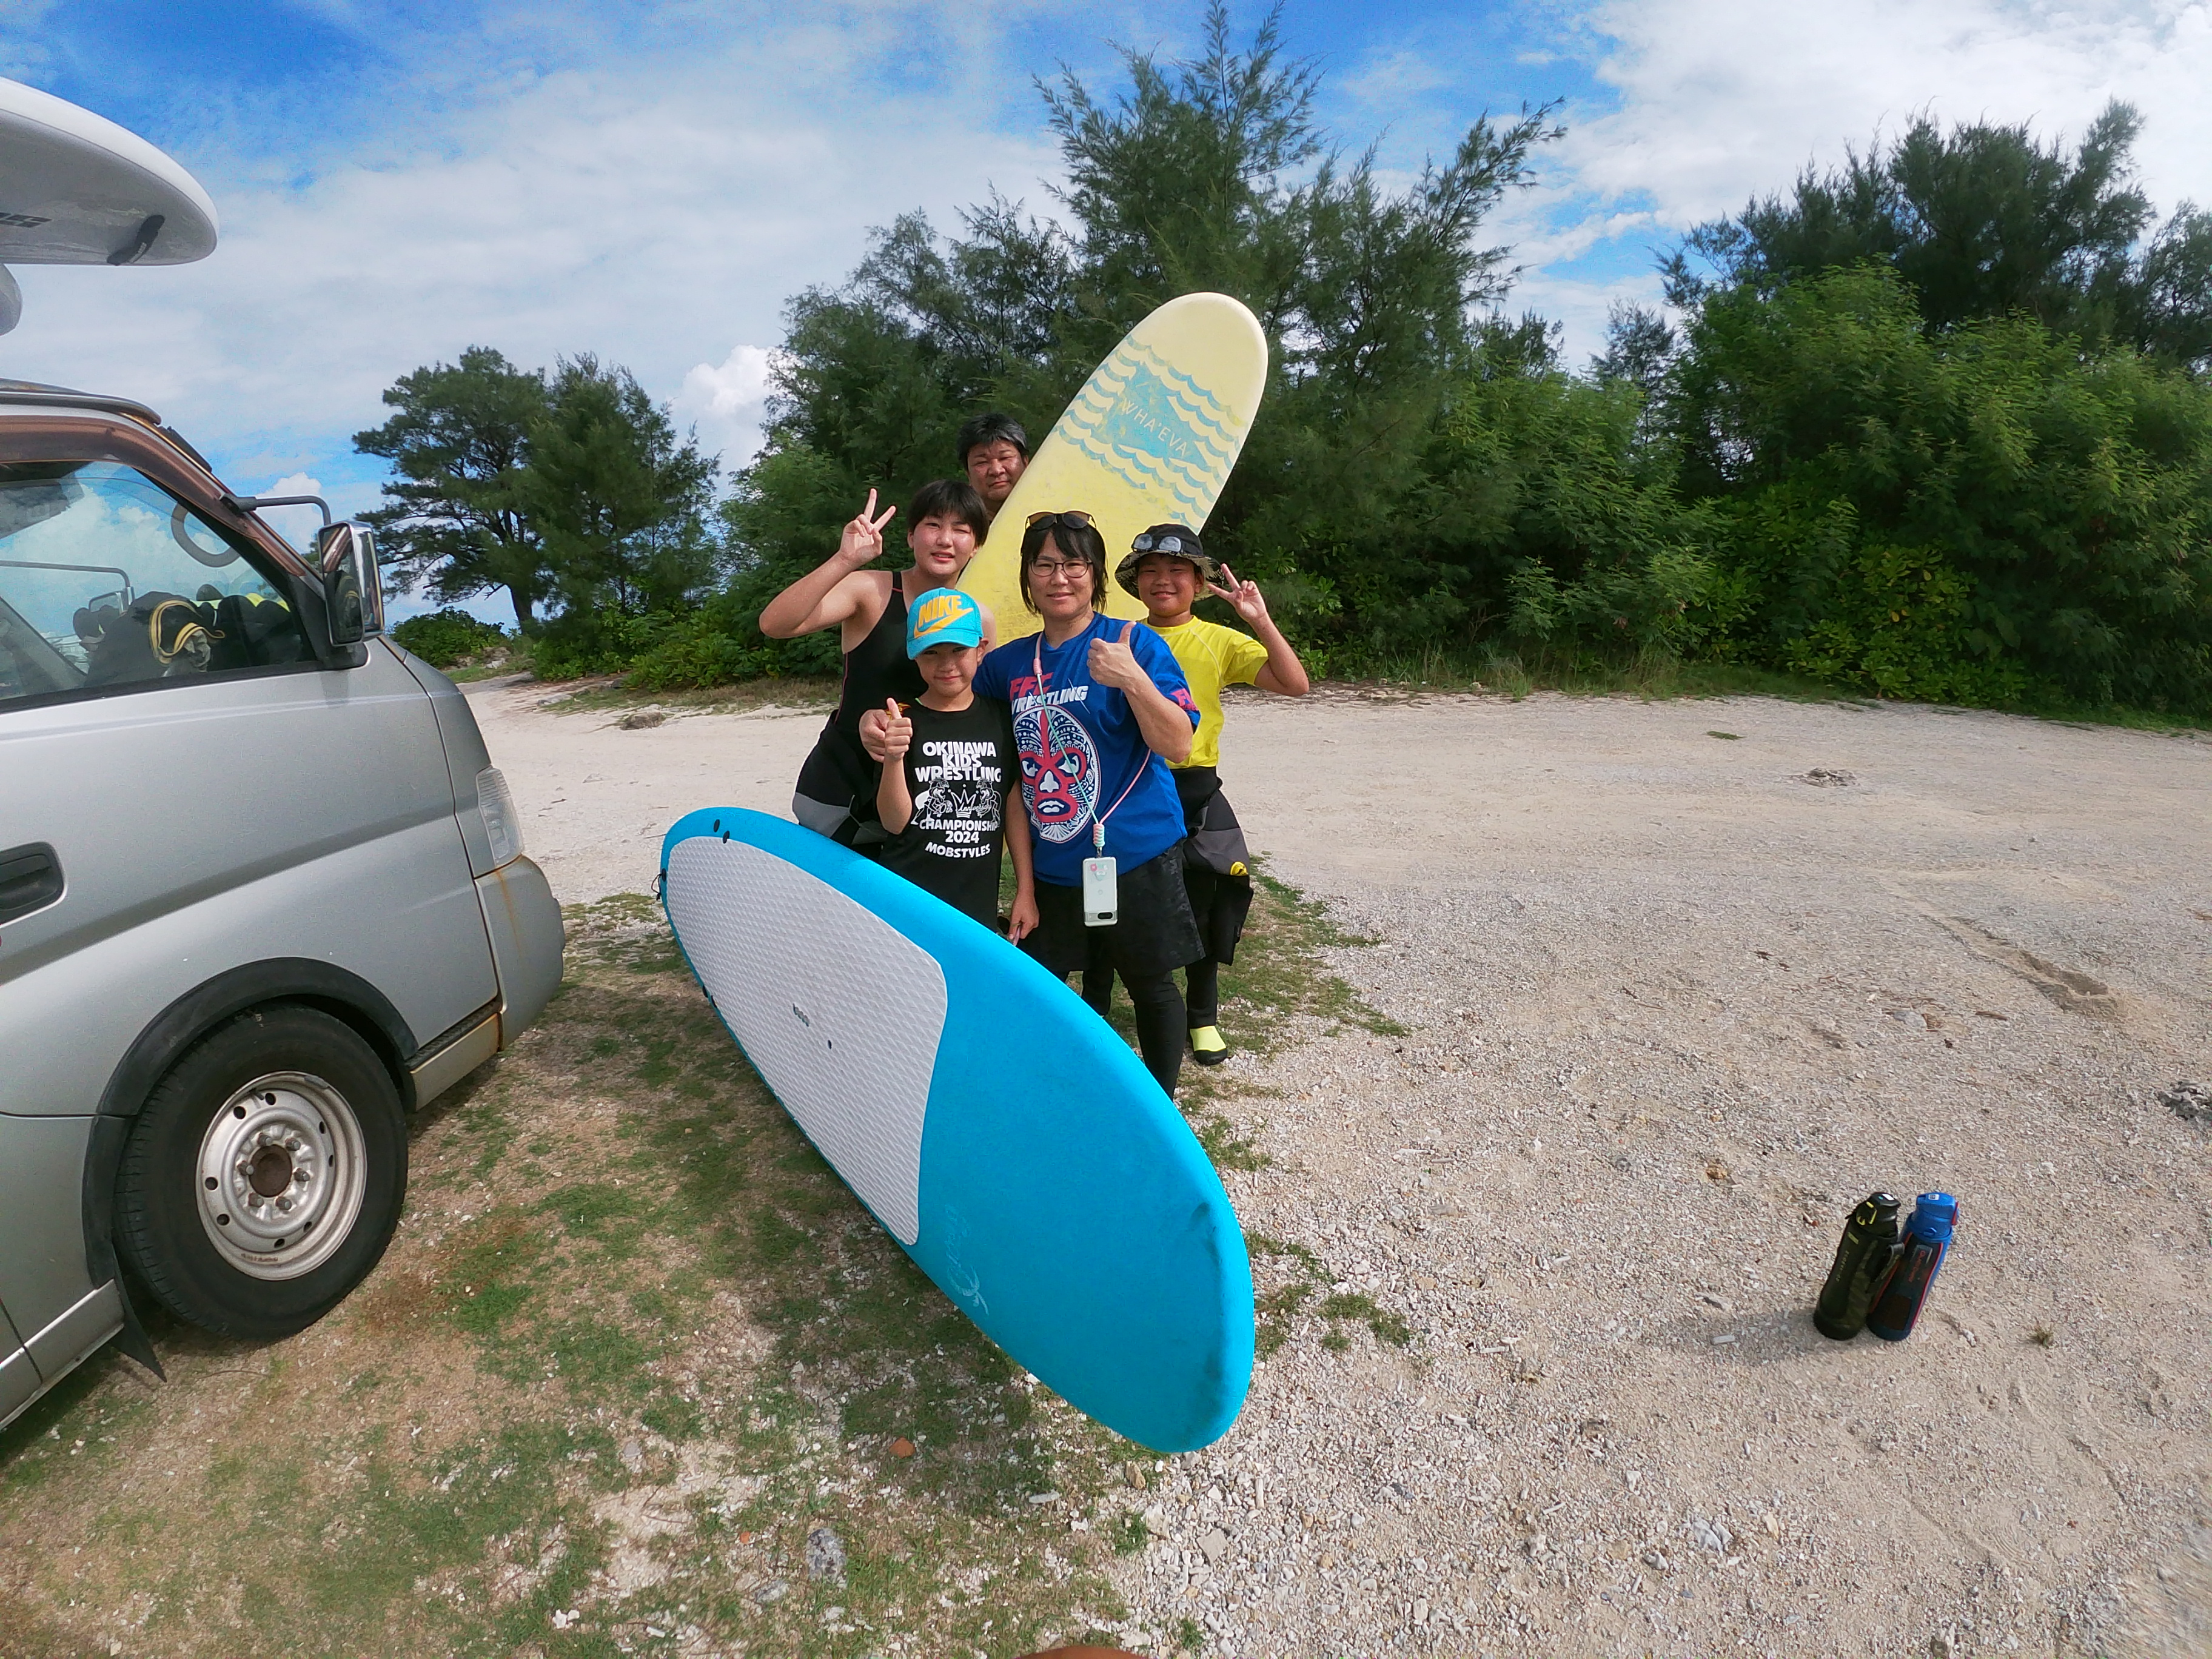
[473,675,2212,1657]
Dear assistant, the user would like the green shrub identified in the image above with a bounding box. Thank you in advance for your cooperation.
[1675,266,2212,711]
[528,594,841,687]
[390,607,510,668]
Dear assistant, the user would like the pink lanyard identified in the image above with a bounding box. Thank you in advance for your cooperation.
[1033,620,1148,852]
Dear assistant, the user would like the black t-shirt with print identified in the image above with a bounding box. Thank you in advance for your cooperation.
[876,695,1018,930]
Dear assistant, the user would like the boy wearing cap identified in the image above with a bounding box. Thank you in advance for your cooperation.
[876,586,1038,940]
[1110,524,1309,1065]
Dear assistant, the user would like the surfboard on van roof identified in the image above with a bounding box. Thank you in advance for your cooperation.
[0,73,221,334]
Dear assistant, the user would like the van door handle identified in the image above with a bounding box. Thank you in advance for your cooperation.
[0,842,62,926]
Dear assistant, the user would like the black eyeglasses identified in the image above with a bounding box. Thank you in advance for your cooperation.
[1130,529,1197,556]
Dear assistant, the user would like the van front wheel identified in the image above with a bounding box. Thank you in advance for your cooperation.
[116,1005,407,1339]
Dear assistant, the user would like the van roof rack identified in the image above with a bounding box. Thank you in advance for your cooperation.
[0,378,219,472]
[0,378,164,426]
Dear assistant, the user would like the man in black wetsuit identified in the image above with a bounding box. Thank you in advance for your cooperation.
[759,477,995,845]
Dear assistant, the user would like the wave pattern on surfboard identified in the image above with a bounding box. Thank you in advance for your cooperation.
[1058,340,1244,522]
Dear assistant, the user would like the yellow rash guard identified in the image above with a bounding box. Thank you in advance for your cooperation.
[1152,616,1268,771]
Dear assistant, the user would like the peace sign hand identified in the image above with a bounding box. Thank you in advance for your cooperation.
[836,489,897,570]
[1205,563,1269,625]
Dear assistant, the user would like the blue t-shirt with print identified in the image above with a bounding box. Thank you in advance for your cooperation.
[973,615,1201,886]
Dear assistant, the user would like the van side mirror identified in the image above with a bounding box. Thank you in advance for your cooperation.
[315,522,384,645]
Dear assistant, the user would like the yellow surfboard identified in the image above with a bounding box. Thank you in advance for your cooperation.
[963,291,1268,629]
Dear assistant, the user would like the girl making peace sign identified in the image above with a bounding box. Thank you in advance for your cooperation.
[759,478,996,846]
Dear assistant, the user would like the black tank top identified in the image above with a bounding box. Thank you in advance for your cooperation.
[833,583,925,742]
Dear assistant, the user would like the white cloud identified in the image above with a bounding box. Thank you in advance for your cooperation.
[1503,0,2212,362]
[11,0,2202,457]
[250,471,329,555]
[1339,47,1456,107]
[1,8,1061,489]
[674,343,780,467]
[1567,0,2212,227]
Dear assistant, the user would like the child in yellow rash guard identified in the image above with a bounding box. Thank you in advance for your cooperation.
[1091,523,1310,1065]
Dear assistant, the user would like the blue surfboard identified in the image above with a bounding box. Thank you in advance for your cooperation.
[658,807,1253,1453]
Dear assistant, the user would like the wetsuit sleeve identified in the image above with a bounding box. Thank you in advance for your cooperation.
[1132,623,1201,726]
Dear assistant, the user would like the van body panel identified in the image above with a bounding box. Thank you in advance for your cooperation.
[0,647,498,1118]
[0,397,566,1427]
[477,855,565,1041]
[0,1111,98,1340]
[24,1279,121,1379]
[0,1339,40,1429]
[409,1008,499,1107]
[388,646,501,877]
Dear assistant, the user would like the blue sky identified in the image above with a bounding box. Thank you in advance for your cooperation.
[4,0,2208,618]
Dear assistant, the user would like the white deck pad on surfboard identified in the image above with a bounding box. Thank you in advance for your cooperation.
[660,807,1254,1453]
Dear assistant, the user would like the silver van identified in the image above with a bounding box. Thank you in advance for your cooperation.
[0,382,565,1429]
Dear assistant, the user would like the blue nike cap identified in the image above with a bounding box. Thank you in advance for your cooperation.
[907,586,984,655]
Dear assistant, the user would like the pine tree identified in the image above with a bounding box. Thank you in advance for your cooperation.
[352,347,551,631]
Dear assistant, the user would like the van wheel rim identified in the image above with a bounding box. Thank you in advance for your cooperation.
[195,1071,367,1281]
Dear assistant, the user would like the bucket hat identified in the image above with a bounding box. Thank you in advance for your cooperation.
[1114,523,1219,596]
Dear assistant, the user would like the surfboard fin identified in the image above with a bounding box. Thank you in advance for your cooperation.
[106,213,164,266]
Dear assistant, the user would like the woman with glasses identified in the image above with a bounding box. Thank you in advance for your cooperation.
[972,511,1207,1094]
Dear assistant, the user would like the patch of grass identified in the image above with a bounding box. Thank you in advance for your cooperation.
[438,632,534,684]
[11,878,1446,1655]
[1318,1292,1412,1348]
[2030,1324,2056,1347]
[0,915,1165,1656]
[1247,1233,1413,1357]
[563,891,689,976]
[1221,872,1404,1042]
[0,1352,144,1493]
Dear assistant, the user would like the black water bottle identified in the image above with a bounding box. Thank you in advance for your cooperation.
[1814,1191,1903,1340]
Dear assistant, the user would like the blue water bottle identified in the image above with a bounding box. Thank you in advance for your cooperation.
[1865,1191,1957,1341]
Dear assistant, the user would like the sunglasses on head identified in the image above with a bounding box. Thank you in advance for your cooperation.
[1130,530,1196,556]
[1024,509,1094,532]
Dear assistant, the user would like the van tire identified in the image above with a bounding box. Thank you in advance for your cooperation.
[115,1004,407,1340]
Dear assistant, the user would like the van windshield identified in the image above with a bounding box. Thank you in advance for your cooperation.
[0,461,308,706]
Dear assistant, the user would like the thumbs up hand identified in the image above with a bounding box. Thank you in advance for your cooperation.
[879,696,913,761]
[1087,619,1145,693]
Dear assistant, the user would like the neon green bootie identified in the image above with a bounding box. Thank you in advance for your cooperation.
[1189,1025,1230,1066]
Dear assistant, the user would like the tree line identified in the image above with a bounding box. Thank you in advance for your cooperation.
[363,4,2212,714]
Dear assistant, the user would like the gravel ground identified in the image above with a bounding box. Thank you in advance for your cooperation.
[481,678,2212,1657]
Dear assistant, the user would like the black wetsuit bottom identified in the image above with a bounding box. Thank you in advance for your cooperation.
[1079,965,1188,1096]
[1083,765,1246,1034]
[1183,956,1222,1027]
